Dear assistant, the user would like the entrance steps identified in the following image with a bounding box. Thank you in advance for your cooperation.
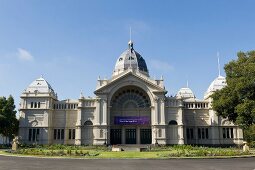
[112,144,151,152]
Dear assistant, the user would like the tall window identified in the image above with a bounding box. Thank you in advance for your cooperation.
[38,102,40,108]
[198,127,209,139]
[223,128,234,139]
[28,128,39,141]
[186,128,194,139]
[54,129,65,140]
[31,102,34,108]
[158,129,162,137]
[68,129,75,140]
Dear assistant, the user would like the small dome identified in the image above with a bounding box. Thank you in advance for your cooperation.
[176,87,195,99]
[204,75,227,99]
[113,41,149,76]
[25,76,56,95]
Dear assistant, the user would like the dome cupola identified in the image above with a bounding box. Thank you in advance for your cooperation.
[176,87,195,99]
[113,41,149,77]
[204,75,226,99]
[25,76,56,97]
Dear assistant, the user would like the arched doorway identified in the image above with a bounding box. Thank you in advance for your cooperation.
[110,86,152,144]
[82,120,93,145]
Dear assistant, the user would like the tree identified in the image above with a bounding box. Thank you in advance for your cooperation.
[211,51,255,128]
[211,51,255,144]
[0,95,19,144]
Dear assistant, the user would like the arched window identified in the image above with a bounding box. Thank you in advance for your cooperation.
[84,120,93,126]
[168,120,178,125]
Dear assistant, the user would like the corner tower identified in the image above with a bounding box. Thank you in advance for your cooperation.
[19,76,57,144]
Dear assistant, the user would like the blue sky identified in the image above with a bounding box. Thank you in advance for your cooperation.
[1,0,255,110]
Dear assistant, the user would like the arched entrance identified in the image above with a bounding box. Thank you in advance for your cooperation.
[110,85,152,144]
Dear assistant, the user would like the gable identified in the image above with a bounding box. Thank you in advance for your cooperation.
[94,71,167,95]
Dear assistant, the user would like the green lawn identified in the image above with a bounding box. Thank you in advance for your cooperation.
[1,145,254,159]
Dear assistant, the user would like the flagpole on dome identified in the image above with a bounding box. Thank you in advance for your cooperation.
[128,26,133,69]
[217,51,221,77]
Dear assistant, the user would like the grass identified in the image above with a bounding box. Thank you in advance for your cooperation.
[1,145,254,159]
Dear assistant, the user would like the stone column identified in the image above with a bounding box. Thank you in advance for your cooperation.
[64,111,68,144]
[160,98,165,125]
[234,127,237,139]
[102,99,107,125]
[154,98,158,125]
[178,125,184,144]
[95,99,100,125]
[24,99,27,109]
[75,108,82,145]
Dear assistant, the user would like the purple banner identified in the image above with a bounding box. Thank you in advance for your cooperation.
[114,116,150,125]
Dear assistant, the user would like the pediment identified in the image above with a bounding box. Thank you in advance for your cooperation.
[94,71,167,95]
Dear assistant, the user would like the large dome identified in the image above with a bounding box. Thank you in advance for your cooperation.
[204,75,226,99]
[113,41,149,76]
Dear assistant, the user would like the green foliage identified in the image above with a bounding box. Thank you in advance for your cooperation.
[243,125,255,147]
[0,95,19,143]
[6,145,253,158]
[157,146,249,158]
[211,51,255,127]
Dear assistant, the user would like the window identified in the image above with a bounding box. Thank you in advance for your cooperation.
[72,129,75,139]
[168,120,178,125]
[28,128,39,142]
[54,129,57,139]
[230,128,234,138]
[69,129,72,139]
[158,129,162,137]
[68,129,75,140]
[100,129,103,138]
[31,102,34,108]
[38,102,40,108]
[34,102,37,108]
[198,127,209,139]
[84,120,93,126]
[186,128,194,139]
[61,129,64,139]
[223,128,226,138]
[223,128,234,139]
[54,129,65,140]
[198,128,201,139]
[206,128,209,139]
[202,128,205,139]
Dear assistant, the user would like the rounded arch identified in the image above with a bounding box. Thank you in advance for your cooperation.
[107,80,155,107]
[111,86,151,108]
[168,120,178,125]
[84,120,93,126]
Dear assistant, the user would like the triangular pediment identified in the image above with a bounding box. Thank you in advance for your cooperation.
[94,70,167,95]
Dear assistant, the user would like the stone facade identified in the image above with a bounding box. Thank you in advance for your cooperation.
[18,41,243,146]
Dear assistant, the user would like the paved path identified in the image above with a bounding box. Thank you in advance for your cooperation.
[0,155,255,170]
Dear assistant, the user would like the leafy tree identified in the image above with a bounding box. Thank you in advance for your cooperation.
[211,51,255,128]
[0,95,19,144]
[211,51,255,144]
